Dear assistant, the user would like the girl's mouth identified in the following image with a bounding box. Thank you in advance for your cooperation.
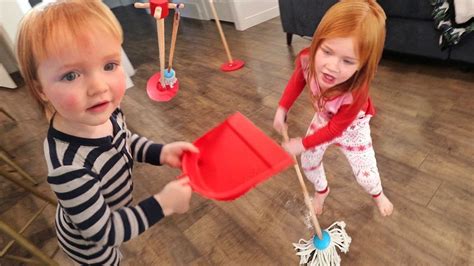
[322,73,336,84]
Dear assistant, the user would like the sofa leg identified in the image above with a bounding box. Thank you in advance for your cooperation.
[286,33,293,45]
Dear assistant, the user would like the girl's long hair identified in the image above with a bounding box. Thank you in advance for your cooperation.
[307,0,386,109]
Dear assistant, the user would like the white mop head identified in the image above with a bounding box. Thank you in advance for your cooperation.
[293,221,351,266]
[163,69,177,87]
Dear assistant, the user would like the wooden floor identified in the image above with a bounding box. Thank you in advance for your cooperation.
[1,5,473,265]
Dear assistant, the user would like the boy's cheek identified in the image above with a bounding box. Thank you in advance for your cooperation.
[62,94,79,109]
[113,74,127,96]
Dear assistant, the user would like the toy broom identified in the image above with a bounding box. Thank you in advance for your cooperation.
[282,128,351,266]
[208,0,244,72]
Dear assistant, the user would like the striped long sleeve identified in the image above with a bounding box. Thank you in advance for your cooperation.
[44,109,165,265]
[47,165,162,246]
[129,134,163,165]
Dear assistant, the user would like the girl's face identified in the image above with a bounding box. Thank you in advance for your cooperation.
[314,37,360,90]
[37,31,125,133]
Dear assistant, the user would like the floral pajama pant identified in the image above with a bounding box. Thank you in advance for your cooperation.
[301,112,383,196]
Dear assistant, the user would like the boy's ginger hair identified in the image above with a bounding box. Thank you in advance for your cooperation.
[16,0,123,116]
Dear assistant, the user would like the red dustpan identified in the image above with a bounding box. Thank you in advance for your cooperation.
[182,112,293,201]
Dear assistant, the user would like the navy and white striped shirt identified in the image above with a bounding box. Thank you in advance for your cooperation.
[44,109,164,265]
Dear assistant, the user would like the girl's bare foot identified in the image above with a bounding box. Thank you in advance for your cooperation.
[312,187,330,215]
[374,192,393,216]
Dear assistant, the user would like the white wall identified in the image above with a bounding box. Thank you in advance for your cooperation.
[229,0,279,31]
[172,0,211,20]
[179,0,279,31]
[0,0,32,73]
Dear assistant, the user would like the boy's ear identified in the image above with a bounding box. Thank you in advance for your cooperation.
[33,80,48,102]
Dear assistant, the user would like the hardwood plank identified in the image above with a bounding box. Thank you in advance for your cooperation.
[0,6,472,265]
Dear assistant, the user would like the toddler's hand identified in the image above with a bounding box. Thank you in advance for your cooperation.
[154,177,192,216]
[282,137,305,156]
[161,142,199,168]
[273,107,288,135]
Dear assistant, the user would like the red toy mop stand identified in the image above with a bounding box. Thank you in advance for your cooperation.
[135,1,184,101]
[182,112,293,200]
[146,71,179,102]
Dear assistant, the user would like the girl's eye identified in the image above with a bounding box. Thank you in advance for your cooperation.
[323,49,331,55]
[61,72,79,81]
[344,60,355,65]
[104,63,118,71]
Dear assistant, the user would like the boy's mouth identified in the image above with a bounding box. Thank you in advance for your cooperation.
[87,101,110,112]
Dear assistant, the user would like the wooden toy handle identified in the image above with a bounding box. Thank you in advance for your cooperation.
[282,128,323,239]
[153,7,165,86]
[168,3,185,9]
[134,2,182,12]
[208,0,233,63]
[168,4,183,71]
[134,2,150,9]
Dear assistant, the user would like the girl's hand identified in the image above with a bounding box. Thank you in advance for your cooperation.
[282,137,305,156]
[154,177,192,216]
[161,142,199,168]
[273,107,288,135]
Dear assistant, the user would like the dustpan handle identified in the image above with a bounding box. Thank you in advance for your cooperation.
[282,128,323,239]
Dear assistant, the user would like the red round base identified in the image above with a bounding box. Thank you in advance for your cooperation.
[220,59,245,72]
[146,72,179,102]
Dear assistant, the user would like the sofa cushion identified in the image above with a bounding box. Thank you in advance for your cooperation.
[294,0,335,36]
[384,18,449,59]
[278,0,297,34]
[449,33,474,63]
[378,0,433,20]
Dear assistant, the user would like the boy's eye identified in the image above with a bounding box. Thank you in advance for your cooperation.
[62,72,79,81]
[104,63,117,71]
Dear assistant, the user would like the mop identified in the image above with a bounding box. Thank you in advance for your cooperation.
[134,1,183,101]
[282,128,351,266]
[163,3,182,88]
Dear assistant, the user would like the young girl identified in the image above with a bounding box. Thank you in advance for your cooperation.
[16,0,198,264]
[273,0,393,217]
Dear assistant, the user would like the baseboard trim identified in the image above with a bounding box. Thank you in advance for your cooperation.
[235,6,280,31]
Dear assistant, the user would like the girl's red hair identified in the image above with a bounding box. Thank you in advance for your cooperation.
[307,0,386,107]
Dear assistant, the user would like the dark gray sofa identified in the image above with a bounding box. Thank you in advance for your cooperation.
[279,0,474,64]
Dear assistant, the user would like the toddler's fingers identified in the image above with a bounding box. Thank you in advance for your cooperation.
[182,142,199,153]
[177,176,190,185]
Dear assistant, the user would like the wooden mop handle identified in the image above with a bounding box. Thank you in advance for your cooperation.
[133,2,150,9]
[282,129,323,239]
[168,4,183,71]
[208,0,234,63]
[153,7,165,86]
[134,2,183,10]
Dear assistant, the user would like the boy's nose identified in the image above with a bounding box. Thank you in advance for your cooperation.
[87,77,108,96]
